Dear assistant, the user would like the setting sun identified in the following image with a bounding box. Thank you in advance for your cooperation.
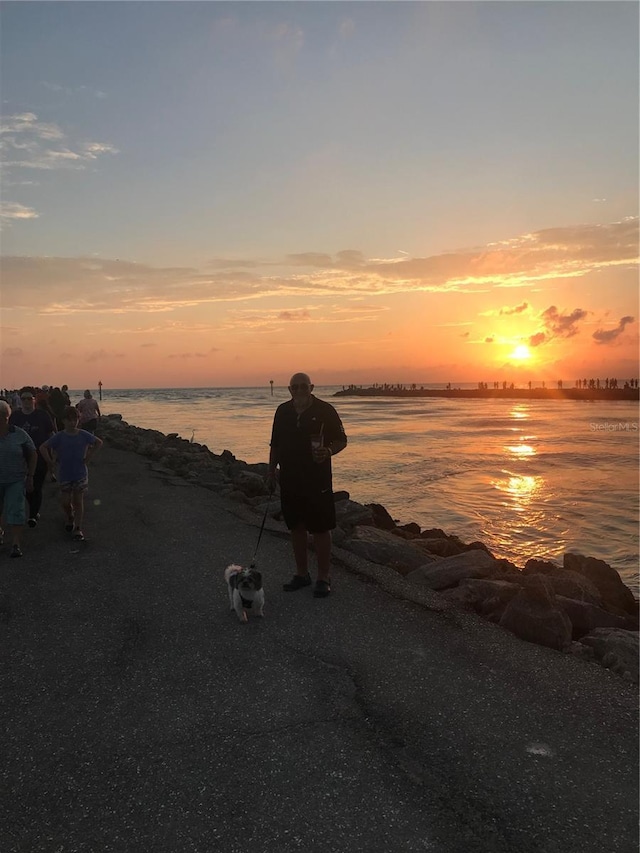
[510,344,532,360]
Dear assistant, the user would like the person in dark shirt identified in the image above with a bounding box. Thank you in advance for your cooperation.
[268,372,347,598]
[10,387,56,527]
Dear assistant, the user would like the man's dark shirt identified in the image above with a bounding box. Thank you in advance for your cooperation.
[270,396,347,496]
[10,409,55,448]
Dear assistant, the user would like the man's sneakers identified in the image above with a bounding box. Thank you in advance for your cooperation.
[72,528,85,542]
[283,573,312,591]
[27,513,40,528]
[282,573,331,597]
[64,512,75,533]
[313,579,331,598]
[10,545,23,558]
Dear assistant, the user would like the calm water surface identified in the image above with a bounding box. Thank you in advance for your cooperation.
[85,386,639,588]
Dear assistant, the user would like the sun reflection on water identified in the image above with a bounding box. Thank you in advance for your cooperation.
[504,443,536,457]
[492,471,545,522]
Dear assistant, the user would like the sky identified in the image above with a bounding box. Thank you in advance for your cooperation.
[1,1,638,390]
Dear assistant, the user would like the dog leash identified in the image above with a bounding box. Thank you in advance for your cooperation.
[249,484,274,569]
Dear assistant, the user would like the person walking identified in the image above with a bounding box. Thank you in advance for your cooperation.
[268,372,347,598]
[40,407,103,542]
[9,388,56,527]
[75,390,101,434]
[0,400,37,557]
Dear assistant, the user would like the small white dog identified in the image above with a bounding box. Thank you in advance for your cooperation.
[225,564,265,623]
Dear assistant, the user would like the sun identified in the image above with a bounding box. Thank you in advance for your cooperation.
[510,344,532,360]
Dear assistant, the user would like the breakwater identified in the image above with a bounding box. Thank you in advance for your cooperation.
[97,414,639,682]
[335,385,640,402]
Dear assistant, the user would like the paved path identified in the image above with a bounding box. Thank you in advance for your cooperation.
[1,447,638,853]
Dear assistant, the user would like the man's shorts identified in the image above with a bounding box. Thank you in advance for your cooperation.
[280,490,336,534]
[0,480,26,525]
[60,478,89,494]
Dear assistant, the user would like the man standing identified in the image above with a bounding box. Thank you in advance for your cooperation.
[268,372,347,598]
[9,388,56,527]
[0,400,37,557]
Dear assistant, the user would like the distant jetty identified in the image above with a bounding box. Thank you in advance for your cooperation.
[334,385,640,402]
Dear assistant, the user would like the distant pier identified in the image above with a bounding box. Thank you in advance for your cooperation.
[334,385,640,402]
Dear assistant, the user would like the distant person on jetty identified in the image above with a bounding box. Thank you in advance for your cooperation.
[40,407,103,542]
[268,372,347,598]
[0,400,37,558]
[9,388,56,528]
[75,390,101,434]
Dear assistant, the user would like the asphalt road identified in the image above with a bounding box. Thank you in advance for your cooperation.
[1,446,638,853]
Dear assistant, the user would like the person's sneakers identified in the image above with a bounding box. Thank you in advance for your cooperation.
[313,579,331,598]
[27,514,40,528]
[283,573,312,591]
[72,528,85,541]
[64,513,75,533]
[10,545,23,558]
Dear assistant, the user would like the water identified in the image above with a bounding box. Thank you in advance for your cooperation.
[87,386,639,589]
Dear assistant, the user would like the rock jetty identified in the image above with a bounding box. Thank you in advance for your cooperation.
[334,385,640,402]
[98,414,639,682]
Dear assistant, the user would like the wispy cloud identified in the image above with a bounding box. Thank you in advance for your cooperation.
[41,81,107,99]
[1,112,118,172]
[0,202,39,227]
[499,301,529,316]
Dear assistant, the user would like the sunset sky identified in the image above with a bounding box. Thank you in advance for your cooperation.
[1,1,638,390]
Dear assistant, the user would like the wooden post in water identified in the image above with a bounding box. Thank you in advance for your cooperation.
[98,380,103,401]
[270,379,274,396]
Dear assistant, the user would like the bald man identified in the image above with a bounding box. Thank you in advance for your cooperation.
[268,373,347,598]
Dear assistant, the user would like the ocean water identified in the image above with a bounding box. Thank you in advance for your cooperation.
[87,385,639,589]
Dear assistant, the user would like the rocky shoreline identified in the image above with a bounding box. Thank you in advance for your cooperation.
[97,414,639,683]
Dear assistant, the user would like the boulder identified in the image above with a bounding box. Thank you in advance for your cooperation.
[398,522,421,536]
[442,578,521,620]
[499,586,572,651]
[413,538,464,558]
[544,571,602,606]
[563,553,637,616]
[523,558,561,576]
[230,471,266,498]
[578,628,639,682]
[556,596,629,640]
[334,500,375,530]
[333,490,350,503]
[420,527,449,540]
[405,549,498,590]
[345,526,437,574]
[365,503,396,531]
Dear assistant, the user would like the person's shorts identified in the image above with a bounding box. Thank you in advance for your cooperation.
[280,490,336,533]
[60,478,89,494]
[0,480,26,525]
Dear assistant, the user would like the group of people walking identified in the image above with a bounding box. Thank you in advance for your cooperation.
[0,385,103,557]
[2,373,347,600]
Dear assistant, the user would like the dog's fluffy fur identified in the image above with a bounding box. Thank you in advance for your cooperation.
[225,564,265,623]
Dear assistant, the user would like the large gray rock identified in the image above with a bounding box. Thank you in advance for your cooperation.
[545,571,603,606]
[335,500,375,530]
[405,549,498,590]
[556,596,629,639]
[564,553,637,616]
[365,503,396,530]
[579,628,639,682]
[499,586,572,651]
[345,526,437,574]
[440,578,521,620]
